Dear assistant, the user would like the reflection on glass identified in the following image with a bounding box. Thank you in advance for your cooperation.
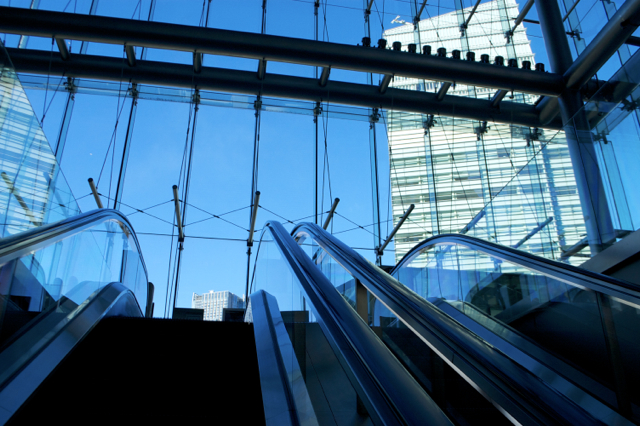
[0,218,147,347]
[251,230,373,425]
[0,42,81,238]
[304,234,511,424]
[395,242,640,419]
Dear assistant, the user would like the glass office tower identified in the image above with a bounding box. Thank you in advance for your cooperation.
[384,0,587,264]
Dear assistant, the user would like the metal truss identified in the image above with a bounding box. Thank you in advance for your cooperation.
[7,47,560,129]
[1,0,639,127]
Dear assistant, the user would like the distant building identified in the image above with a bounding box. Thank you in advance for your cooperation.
[383,0,585,264]
[192,290,245,321]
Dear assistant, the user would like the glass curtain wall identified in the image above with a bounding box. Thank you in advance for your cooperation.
[384,0,587,264]
[0,42,80,237]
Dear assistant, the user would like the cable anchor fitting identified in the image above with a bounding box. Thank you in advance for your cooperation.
[369,108,380,124]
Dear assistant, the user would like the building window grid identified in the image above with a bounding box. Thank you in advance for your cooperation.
[384,0,586,266]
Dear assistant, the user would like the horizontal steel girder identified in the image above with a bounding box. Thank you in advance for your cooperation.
[0,6,565,97]
[6,48,563,129]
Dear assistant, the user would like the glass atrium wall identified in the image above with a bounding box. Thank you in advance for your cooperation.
[384,0,608,265]
[0,42,80,237]
[1,0,639,313]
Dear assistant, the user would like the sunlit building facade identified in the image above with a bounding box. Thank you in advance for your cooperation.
[384,0,586,264]
[192,290,245,321]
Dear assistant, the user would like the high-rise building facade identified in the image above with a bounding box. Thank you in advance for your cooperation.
[384,0,587,264]
[192,290,245,321]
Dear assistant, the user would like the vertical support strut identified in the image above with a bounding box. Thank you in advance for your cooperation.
[51,0,100,163]
[113,84,138,210]
[112,1,157,210]
[363,2,382,264]
[245,191,261,302]
[370,109,382,265]
[245,1,269,304]
[314,0,319,225]
[171,93,200,316]
[535,0,615,256]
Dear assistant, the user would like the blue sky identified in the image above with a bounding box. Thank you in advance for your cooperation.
[1,0,633,315]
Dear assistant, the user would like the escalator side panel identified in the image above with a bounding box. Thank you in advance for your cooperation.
[0,283,141,423]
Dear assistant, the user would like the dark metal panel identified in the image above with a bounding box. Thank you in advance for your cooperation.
[0,6,565,96]
[249,290,318,426]
[0,283,143,423]
[6,48,563,129]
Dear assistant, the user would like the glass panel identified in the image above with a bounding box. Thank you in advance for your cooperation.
[17,74,376,123]
[304,235,511,424]
[251,229,373,425]
[0,217,148,347]
[0,42,81,237]
[459,129,588,266]
[395,241,640,419]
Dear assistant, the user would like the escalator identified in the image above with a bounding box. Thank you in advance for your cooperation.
[0,211,451,425]
[0,210,263,424]
[291,223,640,425]
[2,210,639,425]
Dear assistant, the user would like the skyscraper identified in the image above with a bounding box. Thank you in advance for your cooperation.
[384,0,586,264]
[192,290,245,321]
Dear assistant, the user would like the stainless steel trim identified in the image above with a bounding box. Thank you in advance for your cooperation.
[249,290,318,426]
[259,221,453,426]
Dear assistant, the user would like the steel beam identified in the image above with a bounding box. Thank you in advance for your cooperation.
[55,38,70,60]
[0,6,564,97]
[564,0,640,89]
[125,44,136,67]
[193,52,202,73]
[537,0,616,256]
[490,89,508,107]
[257,59,267,80]
[510,0,534,35]
[379,74,392,93]
[436,82,451,101]
[319,66,330,87]
[7,48,562,129]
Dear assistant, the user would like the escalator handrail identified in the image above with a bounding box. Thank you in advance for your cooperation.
[253,221,453,426]
[292,222,628,425]
[0,282,143,424]
[390,232,640,306]
[0,208,148,282]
